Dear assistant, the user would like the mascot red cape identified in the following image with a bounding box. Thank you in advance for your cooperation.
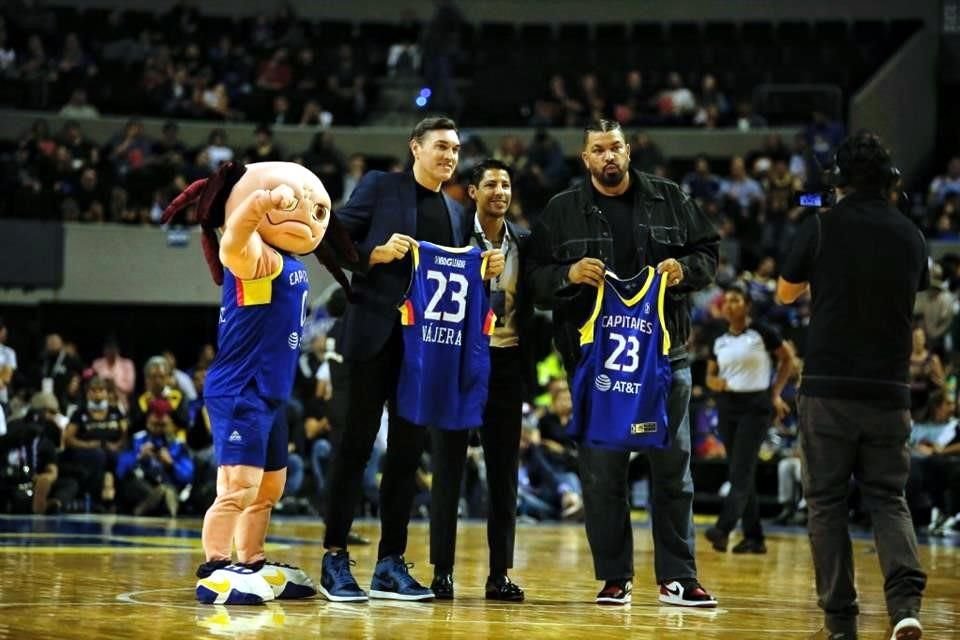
[162,161,355,605]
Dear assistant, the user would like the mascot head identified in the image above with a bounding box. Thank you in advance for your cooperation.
[161,161,356,291]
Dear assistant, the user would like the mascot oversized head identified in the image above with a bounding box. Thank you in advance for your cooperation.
[162,160,354,288]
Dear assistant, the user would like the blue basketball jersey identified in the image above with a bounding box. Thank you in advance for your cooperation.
[569,267,672,450]
[205,252,310,400]
[397,242,495,430]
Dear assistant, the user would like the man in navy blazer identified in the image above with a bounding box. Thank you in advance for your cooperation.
[318,116,504,603]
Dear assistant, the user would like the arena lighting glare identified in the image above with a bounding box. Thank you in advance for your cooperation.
[419,88,432,98]
[415,96,428,107]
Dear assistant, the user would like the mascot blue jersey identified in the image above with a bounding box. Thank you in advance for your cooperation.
[568,266,672,451]
[397,241,495,430]
[205,252,309,400]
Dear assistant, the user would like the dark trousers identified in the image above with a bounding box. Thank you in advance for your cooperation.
[430,347,523,576]
[715,391,771,539]
[580,366,698,583]
[799,395,927,632]
[323,324,428,560]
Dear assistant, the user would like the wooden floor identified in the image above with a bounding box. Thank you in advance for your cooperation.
[0,514,958,639]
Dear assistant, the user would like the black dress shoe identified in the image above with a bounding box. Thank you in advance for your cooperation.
[431,573,454,600]
[485,575,524,602]
[346,531,371,546]
[731,537,767,554]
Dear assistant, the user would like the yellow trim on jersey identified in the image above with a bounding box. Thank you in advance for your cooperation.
[578,278,606,346]
[237,252,284,306]
[607,266,656,307]
[657,271,672,355]
[410,243,420,270]
[480,254,489,279]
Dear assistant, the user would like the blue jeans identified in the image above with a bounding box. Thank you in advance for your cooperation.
[310,439,333,497]
[284,453,304,497]
[580,366,698,582]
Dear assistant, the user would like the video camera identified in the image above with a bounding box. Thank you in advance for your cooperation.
[794,190,837,209]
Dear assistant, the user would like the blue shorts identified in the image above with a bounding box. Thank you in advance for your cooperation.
[205,384,288,472]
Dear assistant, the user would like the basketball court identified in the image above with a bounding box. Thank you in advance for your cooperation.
[1,514,957,639]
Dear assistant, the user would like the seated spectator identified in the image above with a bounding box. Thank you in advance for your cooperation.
[243,124,283,163]
[256,48,292,92]
[58,88,100,119]
[910,326,945,421]
[129,356,188,435]
[61,376,127,511]
[929,156,960,209]
[299,99,333,128]
[517,423,583,521]
[907,391,960,535]
[299,131,345,204]
[204,128,235,171]
[628,132,665,176]
[34,333,84,405]
[68,167,107,222]
[761,157,802,258]
[116,399,194,516]
[341,153,366,206]
[914,265,955,356]
[161,350,197,402]
[682,155,722,211]
[0,395,64,514]
[0,317,16,410]
[656,71,696,123]
[196,80,232,120]
[694,74,730,126]
[92,337,136,405]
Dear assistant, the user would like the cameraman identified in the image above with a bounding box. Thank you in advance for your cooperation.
[777,131,927,640]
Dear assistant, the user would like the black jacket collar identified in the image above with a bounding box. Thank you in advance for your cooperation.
[581,168,665,216]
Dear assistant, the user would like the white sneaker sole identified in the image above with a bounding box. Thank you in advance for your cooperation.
[368,589,434,601]
[658,594,718,608]
[318,584,369,603]
[596,595,632,605]
[891,618,922,640]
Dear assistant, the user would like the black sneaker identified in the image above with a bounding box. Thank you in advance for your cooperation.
[658,580,717,608]
[485,575,524,602]
[731,538,767,554]
[431,573,454,600]
[596,580,632,605]
[705,526,729,552]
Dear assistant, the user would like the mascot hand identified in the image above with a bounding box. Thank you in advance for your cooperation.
[260,184,298,213]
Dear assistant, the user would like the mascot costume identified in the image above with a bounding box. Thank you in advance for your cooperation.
[162,161,354,605]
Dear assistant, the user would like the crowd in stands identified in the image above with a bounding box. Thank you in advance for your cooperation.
[0,3,923,128]
[0,3,955,536]
[2,218,959,535]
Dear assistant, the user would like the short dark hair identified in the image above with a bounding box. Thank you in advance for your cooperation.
[583,119,624,146]
[410,116,458,144]
[834,130,893,192]
[470,158,512,187]
[723,281,751,303]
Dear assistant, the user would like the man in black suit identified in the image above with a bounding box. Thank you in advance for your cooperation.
[429,159,531,602]
[319,117,504,603]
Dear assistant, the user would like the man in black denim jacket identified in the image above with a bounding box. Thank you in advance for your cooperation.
[526,119,720,607]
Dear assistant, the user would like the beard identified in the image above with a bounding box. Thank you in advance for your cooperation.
[594,162,626,187]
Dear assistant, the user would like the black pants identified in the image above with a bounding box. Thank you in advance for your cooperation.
[715,391,770,539]
[579,366,697,583]
[323,324,428,560]
[799,395,927,632]
[430,347,523,576]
